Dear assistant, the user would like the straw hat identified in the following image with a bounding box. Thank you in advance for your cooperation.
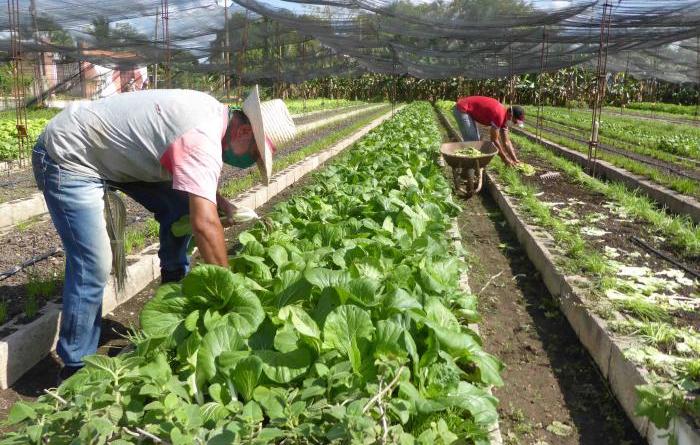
[242,85,296,184]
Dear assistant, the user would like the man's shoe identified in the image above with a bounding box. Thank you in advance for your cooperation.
[56,365,83,386]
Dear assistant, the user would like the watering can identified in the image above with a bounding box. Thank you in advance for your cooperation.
[440,141,498,198]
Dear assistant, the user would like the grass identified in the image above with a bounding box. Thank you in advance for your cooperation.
[534,128,700,198]
[220,105,391,198]
[623,102,700,118]
[24,295,38,319]
[0,299,6,325]
[25,271,59,299]
[510,133,700,258]
[535,116,699,170]
[283,98,366,115]
[15,216,43,232]
[124,217,159,255]
[613,298,671,323]
[524,105,700,159]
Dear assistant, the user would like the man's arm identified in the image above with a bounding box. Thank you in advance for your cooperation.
[500,129,520,165]
[189,194,228,266]
[490,127,516,166]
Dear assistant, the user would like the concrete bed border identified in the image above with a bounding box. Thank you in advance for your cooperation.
[484,171,699,445]
[513,128,700,225]
[0,106,402,389]
[0,104,389,233]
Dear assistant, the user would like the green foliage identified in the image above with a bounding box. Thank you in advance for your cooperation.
[283,98,365,114]
[523,105,700,160]
[0,299,7,325]
[627,102,700,118]
[2,102,500,444]
[509,133,700,258]
[219,104,391,199]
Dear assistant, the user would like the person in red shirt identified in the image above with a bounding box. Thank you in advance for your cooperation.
[453,96,525,167]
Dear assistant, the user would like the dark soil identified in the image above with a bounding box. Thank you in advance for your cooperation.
[517,150,698,329]
[0,114,365,423]
[0,107,389,330]
[439,113,644,444]
[458,193,644,445]
[0,168,37,204]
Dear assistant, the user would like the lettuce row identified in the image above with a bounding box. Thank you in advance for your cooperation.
[2,102,502,445]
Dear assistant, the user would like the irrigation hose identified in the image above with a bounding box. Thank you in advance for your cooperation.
[0,247,63,281]
[630,236,700,280]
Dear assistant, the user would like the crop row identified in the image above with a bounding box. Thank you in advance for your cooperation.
[525,106,700,160]
[623,102,700,119]
[495,134,700,438]
[2,102,501,444]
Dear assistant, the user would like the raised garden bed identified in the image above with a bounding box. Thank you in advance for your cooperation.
[514,128,700,225]
[484,141,700,444]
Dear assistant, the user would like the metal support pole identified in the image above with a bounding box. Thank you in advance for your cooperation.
[391,48,398,116]
[650,47,659,119]
[224,0,230,99]
[7,0,29,169]
[236,10,249,103]
[620,51,630,114]
[160,0,170,88]
[536,27,547,142]
[29,0,45,107]
[301,38,307,113]
[153,6,159,89]
[587,0,614,176]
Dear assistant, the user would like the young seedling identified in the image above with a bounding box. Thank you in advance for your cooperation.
[0,299,7,325]
[24,294,38,320]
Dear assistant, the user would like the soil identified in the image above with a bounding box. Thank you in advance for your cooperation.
[0,168,37,204]
[0,107,390,329]
[0,114,366,423]
[516,150,699,330]
[457,193,644,445]
[436,113,644,444]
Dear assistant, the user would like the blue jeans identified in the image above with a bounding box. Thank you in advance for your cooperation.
[453,106,481,141]
[32,143,191,367]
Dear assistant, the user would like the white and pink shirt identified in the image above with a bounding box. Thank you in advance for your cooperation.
[43,89,228,203]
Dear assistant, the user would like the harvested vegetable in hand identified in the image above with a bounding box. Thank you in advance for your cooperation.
[171,206,259,236]
[516,162,536,176]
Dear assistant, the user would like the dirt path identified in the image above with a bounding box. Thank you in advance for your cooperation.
[457,192,644,445]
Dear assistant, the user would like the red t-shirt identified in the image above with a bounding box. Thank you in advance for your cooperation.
[455,96,507,129]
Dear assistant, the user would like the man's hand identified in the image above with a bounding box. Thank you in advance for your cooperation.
[490,127,517,166]
[501,129,521,165]
[189,194,228,266]
[216,192,236,227]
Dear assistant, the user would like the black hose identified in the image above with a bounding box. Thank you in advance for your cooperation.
[0,247,63,282]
